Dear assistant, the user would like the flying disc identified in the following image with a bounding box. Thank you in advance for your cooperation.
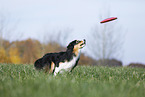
[100,17,117,23]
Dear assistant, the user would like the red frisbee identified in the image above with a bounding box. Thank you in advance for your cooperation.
[100,17,117,23]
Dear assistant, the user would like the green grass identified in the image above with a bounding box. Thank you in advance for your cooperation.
[0,64,145,97]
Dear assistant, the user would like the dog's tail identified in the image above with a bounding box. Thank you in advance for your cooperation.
[34,58,44,70]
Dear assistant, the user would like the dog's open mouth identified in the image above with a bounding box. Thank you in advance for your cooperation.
[80,43,85,46]
[80,39,86,48]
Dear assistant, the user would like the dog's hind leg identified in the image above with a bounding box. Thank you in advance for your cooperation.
[49,62,55,74]
[44,62,55,74]
[44,65,49,73]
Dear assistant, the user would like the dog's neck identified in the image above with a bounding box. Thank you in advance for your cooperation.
[66,48,81,61]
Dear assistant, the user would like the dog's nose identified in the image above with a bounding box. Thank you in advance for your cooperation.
[83,39,86,44]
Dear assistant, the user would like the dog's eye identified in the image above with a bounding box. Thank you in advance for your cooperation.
[76,40,79,43]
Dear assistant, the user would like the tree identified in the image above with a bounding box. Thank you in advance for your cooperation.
[21,39,41,64]
[0,12,21,63]
[0,13,8,47]
[56,28,73,46]
[88,18,125,65]
[40,27,73,55]
[0,47,10,63]
[0,12,19,47]
[9,47,21,64]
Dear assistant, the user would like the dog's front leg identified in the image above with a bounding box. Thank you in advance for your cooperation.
[54,67,60,76]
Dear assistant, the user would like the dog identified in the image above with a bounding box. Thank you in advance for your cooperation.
[34,39,86,76]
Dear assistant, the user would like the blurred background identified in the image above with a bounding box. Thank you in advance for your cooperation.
[0,0,145,67]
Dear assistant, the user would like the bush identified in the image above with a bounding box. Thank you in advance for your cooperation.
[95,59,122,67]
[128,63,145,68]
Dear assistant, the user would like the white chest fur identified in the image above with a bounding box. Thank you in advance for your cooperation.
[54,50,81,76]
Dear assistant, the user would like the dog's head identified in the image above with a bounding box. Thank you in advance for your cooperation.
[67,39,86,55]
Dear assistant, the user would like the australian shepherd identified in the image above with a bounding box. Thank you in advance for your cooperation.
[34,39,86,76]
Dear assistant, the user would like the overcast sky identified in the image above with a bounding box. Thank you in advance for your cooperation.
[0,0,145,65]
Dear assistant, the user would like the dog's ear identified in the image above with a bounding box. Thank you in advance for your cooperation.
[67,44,71,48]
[67,40,76,49]
[67,43,74,50]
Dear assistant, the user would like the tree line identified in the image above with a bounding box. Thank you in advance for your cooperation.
[0,38,97,65]
[1,38,145,68]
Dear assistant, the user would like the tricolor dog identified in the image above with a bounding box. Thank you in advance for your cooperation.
[34,39,86,76]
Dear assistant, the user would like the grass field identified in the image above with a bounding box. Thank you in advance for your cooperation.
[0,64,145,97]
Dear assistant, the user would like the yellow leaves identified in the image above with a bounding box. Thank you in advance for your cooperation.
[0,47,6,57]
[0,46,21,64]
[9,48,21,64]
[0,47,10,63]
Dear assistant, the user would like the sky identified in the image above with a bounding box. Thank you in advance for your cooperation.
[0,0,145,65]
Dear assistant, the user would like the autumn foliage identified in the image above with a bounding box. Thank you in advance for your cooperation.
[0,47,10,63]
[0,39,95,65]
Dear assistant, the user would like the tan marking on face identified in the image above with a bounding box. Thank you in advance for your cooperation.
[73,41,84,56]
